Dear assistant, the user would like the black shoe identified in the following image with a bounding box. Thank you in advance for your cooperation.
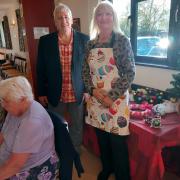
[97,171,111,180]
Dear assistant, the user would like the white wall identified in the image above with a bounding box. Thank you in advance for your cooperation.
[134,66,179,90]
[56,0,179,91]
[55,0,98,34]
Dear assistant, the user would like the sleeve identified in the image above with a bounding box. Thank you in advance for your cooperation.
[36,36,48,96]
[82,42,95,95]
[13,119,44,153]
[108,35,136,101]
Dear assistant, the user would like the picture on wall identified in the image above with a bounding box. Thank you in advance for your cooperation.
[72,18,81,32]
[15,9,25,52]
[3,16,12,49]
[0,32,2,48]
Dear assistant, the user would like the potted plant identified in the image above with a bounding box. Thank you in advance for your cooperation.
[166,73,180,113]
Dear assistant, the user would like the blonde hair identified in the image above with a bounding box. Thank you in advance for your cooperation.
[90,1,122,39]
[0,76,34,102]
[53,3,72,21]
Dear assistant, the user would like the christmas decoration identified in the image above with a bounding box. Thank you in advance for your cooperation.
[130,102,153,119]
[166,73,180,99]
[130,85,167,105]
[129,84,179,123]
[144,116,161,128]
[152,100,179,116]
[166,73,180,113]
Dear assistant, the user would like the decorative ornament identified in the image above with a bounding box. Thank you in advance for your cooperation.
[144,116,161,128]
[130,102,153,119]
[152,100,179,116]
[132,85,166,105]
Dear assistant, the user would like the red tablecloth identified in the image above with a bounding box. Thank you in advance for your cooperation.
[128,113,180,180]
[83,113,180,180]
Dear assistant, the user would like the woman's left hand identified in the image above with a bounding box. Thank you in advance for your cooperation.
[101,95,113,108]
[92,88,113,108]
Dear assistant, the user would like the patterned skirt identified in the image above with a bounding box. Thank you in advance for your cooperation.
[9,154,59,180]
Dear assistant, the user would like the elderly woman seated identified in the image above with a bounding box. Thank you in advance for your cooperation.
[0,76,59,179]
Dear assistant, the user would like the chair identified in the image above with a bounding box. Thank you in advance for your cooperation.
[1,56,27,79]
[47,110,84,180]
[0,105,6,131]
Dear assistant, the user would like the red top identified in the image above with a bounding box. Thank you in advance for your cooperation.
[58,33,76,103]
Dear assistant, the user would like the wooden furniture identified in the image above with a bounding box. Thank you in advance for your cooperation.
[0,52,6,65]
[0,55,27,79]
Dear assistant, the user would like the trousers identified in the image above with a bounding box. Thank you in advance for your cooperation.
[96,128,131,180]
[49,101,84,153]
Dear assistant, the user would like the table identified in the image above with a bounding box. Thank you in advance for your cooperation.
[128,113,180,180]
[83,113,180,180]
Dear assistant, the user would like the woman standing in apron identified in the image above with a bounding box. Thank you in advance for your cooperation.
[82,1,135,180]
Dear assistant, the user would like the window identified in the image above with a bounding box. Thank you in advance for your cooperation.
[113,0,180,70]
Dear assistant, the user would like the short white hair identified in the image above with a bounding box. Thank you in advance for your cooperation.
[0,76,34,102]
[53,3,72,20]
[90,1,122,39]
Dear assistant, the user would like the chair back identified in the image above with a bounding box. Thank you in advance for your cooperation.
[47,110,84,180]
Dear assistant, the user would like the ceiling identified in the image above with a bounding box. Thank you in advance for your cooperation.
[0,0,18,9]
[0,0,19,20]
[0,0,17,4]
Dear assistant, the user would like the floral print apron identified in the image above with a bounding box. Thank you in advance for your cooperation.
[86,48,130,135]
